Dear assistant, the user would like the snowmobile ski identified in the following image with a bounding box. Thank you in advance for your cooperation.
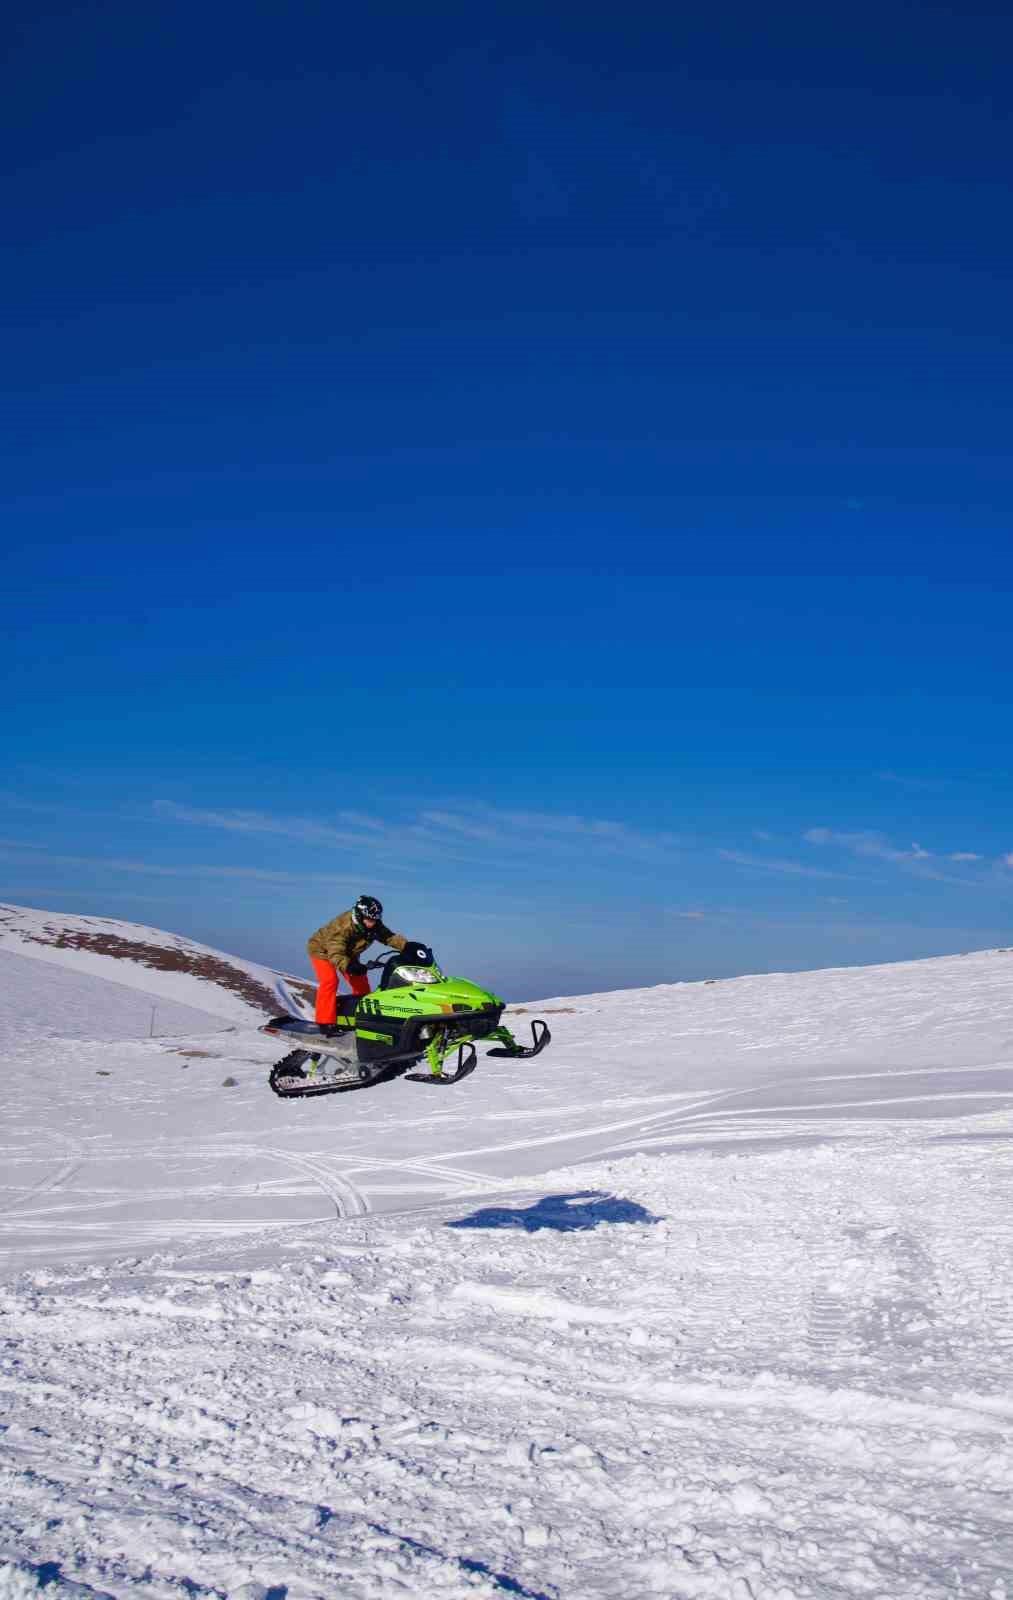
[486,1018,552,1058]
[404,1042,478,1084]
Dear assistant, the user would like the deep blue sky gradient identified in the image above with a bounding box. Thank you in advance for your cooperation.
[3,1,1012,996]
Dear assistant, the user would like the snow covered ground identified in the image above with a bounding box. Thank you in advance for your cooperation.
[1,904,1012,1598]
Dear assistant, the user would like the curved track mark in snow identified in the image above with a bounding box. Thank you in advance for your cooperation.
[427,1066,1013,1173]
[232,1144,370,1219]
[345,1155,506,1191]
[0,1136,84,1217]
[130,1140,370,1220]
[0,1142,369,1254]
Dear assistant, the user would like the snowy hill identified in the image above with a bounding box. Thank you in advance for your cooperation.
[0,902,296,1024]
[2,917,1013,1598]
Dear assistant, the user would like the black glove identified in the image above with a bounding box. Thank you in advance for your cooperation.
[346,957,366,976]
[401,942,433,965]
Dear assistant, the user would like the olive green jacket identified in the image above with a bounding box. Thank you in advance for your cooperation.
[307,908,408,971]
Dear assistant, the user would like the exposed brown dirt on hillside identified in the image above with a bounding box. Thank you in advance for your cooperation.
[21,926,279,1015]
[285,978,316,1005]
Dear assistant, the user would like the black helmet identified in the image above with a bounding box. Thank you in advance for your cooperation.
[352,895,383,930]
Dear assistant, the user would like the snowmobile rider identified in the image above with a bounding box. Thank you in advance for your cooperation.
[307,895,409,1027]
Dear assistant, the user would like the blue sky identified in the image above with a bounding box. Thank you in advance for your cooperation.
[3,1,1012,998]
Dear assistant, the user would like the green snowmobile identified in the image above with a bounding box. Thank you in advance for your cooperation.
[262,943,550,1098]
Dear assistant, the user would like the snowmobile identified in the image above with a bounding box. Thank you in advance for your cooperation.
[262,943,550,1098]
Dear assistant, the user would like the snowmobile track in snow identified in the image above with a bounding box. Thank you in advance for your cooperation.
[0,1140,84,1217]
[236,1142,370,1218]
[0,1141,369,1259]
[129,1140,371,1222]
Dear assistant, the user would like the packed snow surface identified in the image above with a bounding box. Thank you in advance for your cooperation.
[1,905,1012,1598]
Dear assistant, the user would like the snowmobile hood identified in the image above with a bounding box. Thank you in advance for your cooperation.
[358,970,504,1023]
[430,975,503,1009]
[381,975,503,1014]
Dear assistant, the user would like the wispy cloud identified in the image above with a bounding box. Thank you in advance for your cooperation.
[331,811,389,833]
[0,887,202,911]
[875,770,947,792]
[718,849,856,881]
[0,790,75,816]
[155,801,391,849]
[803,828,990,885]
[160,799,688,865]
[416,811,504,843]
[804,827,930,864]
[0,791,129,824]
[1003,853,1013,869]
[0,839,343,885]
[426,807,687,859]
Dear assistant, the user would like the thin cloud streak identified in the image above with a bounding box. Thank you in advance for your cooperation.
[875,771,948,793]
[0,841,344,885]
[417,811,504,843]
[426,806,687,861]
[0,791,76,816]
[804,827,992,885]
[491,807,685,852]
[155,801,389,849]
[0,886,197,907]
[161,799,687,864]
[718,849,857,881]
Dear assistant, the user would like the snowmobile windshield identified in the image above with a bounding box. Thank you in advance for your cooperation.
[392,963,443,985]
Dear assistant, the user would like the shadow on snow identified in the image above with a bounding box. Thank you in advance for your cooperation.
[447,1189,661,1233]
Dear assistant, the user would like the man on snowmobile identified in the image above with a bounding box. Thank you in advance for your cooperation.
[307,895,409,1027]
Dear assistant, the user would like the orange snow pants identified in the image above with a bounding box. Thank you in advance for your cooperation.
[311,956,370,1024]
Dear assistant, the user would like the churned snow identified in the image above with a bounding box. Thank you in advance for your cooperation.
[1,902,1012,1598]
